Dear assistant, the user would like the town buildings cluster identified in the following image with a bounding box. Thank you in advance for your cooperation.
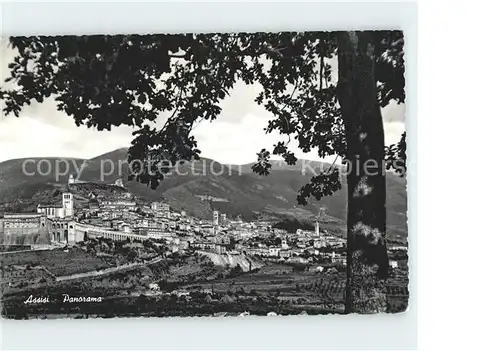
[0,178,360,266]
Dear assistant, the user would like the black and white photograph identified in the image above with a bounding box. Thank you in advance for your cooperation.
[0,31,408,319]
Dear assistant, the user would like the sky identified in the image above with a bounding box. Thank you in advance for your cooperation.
[0,38,405,165]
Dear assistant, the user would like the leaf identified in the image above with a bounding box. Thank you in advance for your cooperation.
[0,31,405,198]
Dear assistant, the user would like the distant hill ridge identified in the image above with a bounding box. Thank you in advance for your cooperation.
[0,148,407,242]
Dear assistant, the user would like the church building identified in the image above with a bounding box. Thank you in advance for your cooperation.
[37,192,74,219]
[0,192,76,246]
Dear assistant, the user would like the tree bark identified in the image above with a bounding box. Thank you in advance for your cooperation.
[337,31,389,313]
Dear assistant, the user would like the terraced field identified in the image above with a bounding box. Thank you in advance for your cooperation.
[0,248,110,277]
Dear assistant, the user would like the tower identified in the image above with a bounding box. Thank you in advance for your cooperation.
[281,236,289,249]
[213,210,219,226]
[315,207,325,236]
[62,192,74,218]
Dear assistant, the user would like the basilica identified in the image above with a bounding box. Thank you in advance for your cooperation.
[0,192,80,246]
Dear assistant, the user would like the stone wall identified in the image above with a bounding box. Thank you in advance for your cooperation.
[0,216,50,245]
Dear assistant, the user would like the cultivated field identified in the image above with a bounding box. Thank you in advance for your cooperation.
[0,247,111,287]
[0,252,409,318]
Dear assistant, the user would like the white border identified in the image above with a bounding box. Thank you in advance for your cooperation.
[0,2,417,350]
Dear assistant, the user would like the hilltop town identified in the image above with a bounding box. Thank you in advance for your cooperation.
[1,174,352,264]
[0,176,408,318]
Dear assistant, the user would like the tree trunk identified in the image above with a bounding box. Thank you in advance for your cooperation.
[337,31,389,313]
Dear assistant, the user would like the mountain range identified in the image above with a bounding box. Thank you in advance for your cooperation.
[0,148,408,242]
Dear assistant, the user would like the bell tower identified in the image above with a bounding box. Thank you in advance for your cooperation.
[213,210,219,226]
[281,236,289,249]
[62,193,74,218]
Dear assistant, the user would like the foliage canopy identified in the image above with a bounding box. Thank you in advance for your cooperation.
[1,31,405,204]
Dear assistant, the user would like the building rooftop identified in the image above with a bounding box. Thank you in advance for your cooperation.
[3,213,43,218]
[38,204,63,209]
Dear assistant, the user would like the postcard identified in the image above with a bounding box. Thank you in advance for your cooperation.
[0,31,408,319]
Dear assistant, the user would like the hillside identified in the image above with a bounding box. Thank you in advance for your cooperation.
[233,159,408,240]
[197,252,265,272]
[0,148,407,242]
[0,157,86,212]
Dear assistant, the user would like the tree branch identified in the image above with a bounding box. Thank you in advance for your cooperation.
[319,56,324,91]
[159,88,184,133]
